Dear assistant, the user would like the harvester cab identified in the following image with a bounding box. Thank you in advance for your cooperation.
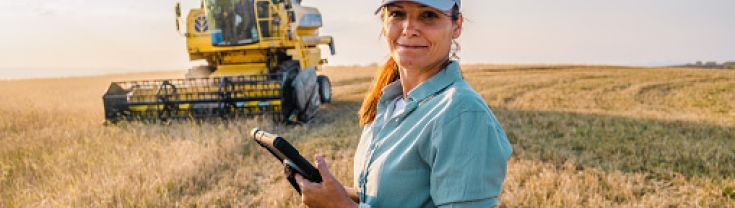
[103,0,335,123]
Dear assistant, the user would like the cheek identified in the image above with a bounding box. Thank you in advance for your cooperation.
[384,25,402,50]
[429,31,454,52]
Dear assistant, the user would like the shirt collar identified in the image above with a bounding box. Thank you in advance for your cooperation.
[377,60,462,106]
[378,79,403,107]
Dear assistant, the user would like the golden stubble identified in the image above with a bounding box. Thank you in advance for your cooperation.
[0,65,733,207]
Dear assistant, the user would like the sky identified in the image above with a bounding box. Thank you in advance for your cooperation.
[0,0,734,78]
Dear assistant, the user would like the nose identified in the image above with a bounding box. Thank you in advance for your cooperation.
[401,18,419,37]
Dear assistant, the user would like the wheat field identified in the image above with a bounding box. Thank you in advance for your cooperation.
[0,65,734,207]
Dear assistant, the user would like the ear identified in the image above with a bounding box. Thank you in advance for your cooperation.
[452,14,463,39]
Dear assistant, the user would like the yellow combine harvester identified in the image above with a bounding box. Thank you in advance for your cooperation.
[103,0,335,123]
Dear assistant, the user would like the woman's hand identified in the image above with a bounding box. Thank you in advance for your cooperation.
[294,155,358,208]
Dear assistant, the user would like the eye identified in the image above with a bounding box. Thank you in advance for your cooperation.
[388,10,406,18]
[420,11,440,19]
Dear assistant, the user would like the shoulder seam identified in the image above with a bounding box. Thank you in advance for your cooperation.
[432,110,487,133]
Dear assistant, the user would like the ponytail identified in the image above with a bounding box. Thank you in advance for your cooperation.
[359,57,399,126]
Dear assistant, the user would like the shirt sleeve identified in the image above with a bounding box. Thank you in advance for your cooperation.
[428,110,512,207]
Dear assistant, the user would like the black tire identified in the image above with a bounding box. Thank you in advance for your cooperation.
[297,88,320,122]
[295,70,321,123]
[276,61,300,122]
[317,75,332,103]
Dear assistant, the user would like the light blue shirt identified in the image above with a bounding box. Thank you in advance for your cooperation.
[353,61,512,208]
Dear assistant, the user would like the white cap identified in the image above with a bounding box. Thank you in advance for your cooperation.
[376,0,461,14]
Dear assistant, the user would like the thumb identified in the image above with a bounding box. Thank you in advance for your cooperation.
[315,155,334,182]
[294,173,305,186]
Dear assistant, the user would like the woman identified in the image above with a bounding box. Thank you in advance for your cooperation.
[294,0,512,207]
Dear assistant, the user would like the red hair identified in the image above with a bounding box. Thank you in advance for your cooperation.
[359,57,399,126]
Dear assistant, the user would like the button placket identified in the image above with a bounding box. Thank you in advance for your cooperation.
[359,113,403,203]
[357,92,435,203]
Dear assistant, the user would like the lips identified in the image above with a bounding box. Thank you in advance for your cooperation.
[396,43,428,49]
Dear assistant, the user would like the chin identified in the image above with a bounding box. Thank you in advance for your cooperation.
[396,58,423,68]
[395,54,427,67]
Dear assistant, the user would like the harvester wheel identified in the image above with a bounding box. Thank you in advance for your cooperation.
[297,88,321,122]
[277,61,300,122]
[277,60,322,123]
[317,75,332,103]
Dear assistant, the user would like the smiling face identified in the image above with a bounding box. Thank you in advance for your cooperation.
[382,2,462,71]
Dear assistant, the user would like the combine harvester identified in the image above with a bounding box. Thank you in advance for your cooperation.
[103,0,335,123]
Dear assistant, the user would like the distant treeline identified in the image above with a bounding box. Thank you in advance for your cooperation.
[676,61,735,69]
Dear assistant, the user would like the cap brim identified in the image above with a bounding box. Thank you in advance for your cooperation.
[375,0,456,14]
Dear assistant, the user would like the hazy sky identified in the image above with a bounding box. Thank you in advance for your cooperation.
[1,0,734,75]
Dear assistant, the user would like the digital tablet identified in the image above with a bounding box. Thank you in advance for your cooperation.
[251,128,322,194]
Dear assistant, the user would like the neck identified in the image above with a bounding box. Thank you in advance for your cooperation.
[398,59,450,99]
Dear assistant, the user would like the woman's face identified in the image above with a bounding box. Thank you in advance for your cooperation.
[382,2,462,71]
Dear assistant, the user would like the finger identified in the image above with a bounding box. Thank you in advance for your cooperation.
[315,155,334,182]
[296,173,318,192]
[294,173,306,187]
[294,174,312,202]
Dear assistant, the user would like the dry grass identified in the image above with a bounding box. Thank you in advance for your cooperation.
[0,65,733,207]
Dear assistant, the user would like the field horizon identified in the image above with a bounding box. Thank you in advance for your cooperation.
[1,64,733,207]
[1,63,727,81]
